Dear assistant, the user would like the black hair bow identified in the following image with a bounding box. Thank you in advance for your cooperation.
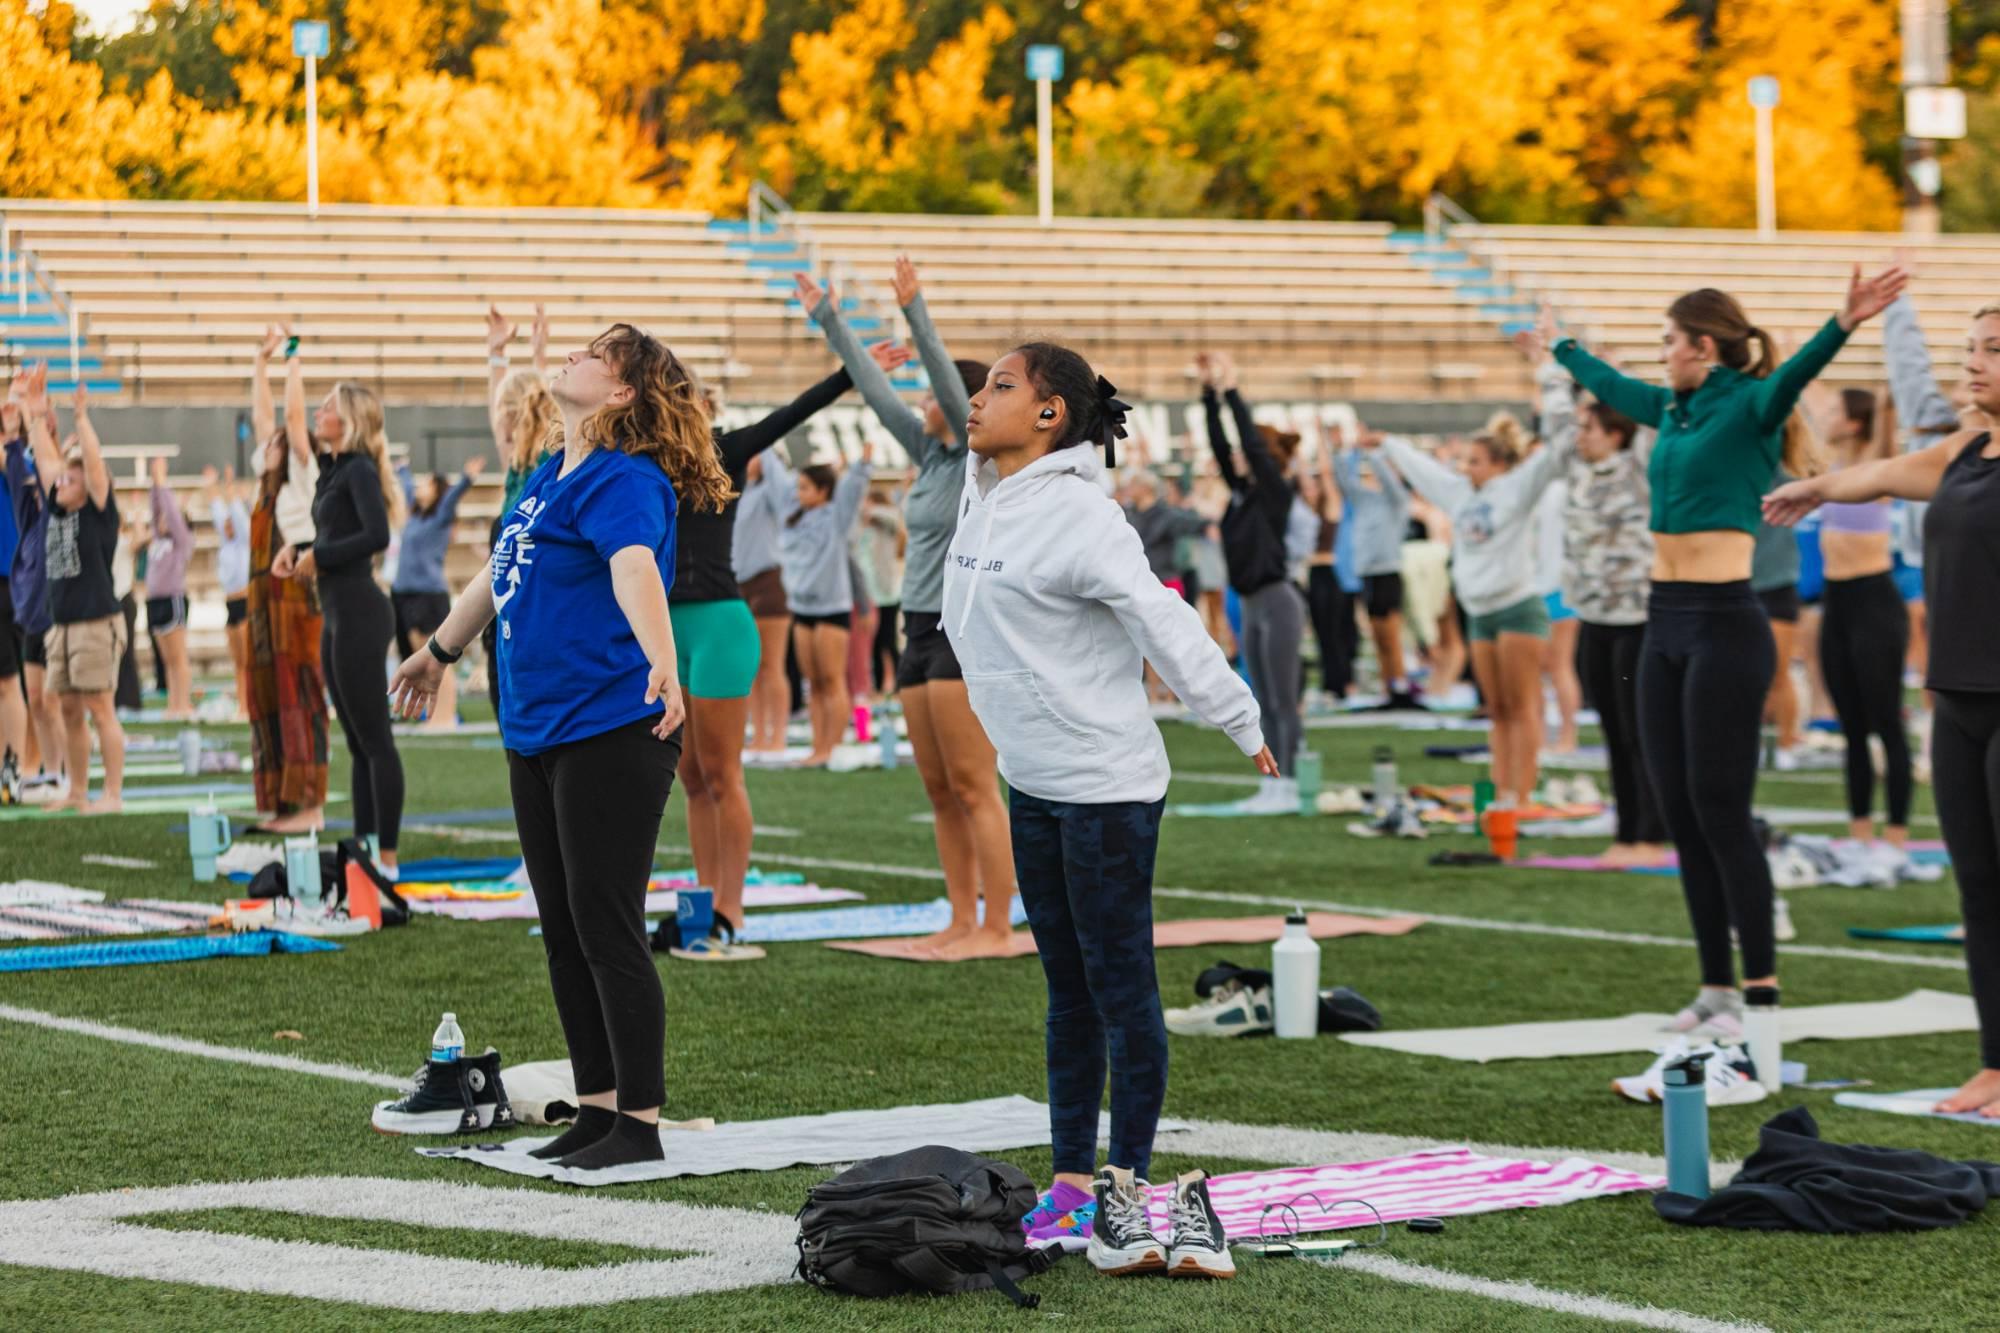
[1096,375,1131,467]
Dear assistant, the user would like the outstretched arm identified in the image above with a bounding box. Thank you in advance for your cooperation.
[796,273,927,461]
[1552,339,1670,428]
[283,355,311,468]
[899,271,970,450]
[1883,293,1962,443]
[714,369,853,473]
[1378,436,1470,513]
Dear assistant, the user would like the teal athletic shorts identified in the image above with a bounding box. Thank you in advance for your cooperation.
[669,598,762,699]
[1466,593,1552,643]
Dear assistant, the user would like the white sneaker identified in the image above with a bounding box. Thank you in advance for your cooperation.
[1703,1047,1770,1107]
[1233,778,1298,816]
[1612,1040,1689,1103]
[1541,778,1572,807]
[1088,1166,1168,1275]
[1347,799,1426,840]
[1773,746,1802,772]
[1773,895,1797,943]
[1165,982,1274,1038]
[1165,1170,1234,1279]
[1315,785,1366,815]
[1567,775,1603,807]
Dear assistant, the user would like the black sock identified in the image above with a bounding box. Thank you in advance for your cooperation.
[555,1111,665,1171]
[528,1104,616,1160]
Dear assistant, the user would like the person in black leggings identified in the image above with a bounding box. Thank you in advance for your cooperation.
[394,323,733,1168]
[1767,300,2000,1114]
[1550,268,1906,1038]
[283,377,405,871]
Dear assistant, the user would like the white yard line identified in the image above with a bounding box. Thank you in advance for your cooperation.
[1341,1253,1775,1333]
[0,1004,405,1089]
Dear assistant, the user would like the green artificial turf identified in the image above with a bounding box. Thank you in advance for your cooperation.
[0,703,1991,1331]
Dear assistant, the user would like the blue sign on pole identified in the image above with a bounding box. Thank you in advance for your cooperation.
[1026,45,1064,82]
[292,20,330,59]
[1747,75,1780,109]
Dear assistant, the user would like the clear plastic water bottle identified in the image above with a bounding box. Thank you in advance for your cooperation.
[1371,745,1397,815]
[1272,912,1322,1040]
[877,705,898,769]
[430,1012,465,1064]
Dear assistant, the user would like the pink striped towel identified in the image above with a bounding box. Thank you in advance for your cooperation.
[1146,1147,1662,1236]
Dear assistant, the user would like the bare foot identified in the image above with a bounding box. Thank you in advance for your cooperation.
[261,813,321,835]
[1625,842,1673,867]
[911,922,976,954]
[1937,1069,2000,1115]
[44,798,85,815]
[927,928,1021,961]
[1597,843,1641,867]
[796,752,832,769]
[81,797,123,815]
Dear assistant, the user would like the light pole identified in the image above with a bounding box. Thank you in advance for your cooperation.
[1747,76,1779,239]
[1026,45,1064,227]
[293,20,330,218]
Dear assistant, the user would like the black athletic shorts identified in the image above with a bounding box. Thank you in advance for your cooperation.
[23,628,46,668]
[0,578,18,677]
[895,611,964,689]
[793,610,852,631]
[393,590,453,651]
[1362,572,1405,619]
[145,593,188,634]
[1757,583,1801,625]
[225,594,248,627]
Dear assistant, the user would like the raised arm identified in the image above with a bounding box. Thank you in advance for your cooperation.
[1202,388,1242,488]
[714,368,853,473]
[796,273,927,460]
[396,462,417,511]
[1226,386,1291,498]
[485,304,514,442]
[153,460,191,553]
[1552,339,1670,428]
[895,259,971,449]
[1883,293,1961,444]
[18,367,62,494]
[1535,358,1580,462]
[437,469,473,524]
[74,385,109,508]
[252,325,282,443]
[283,354,310,467]
[830,457,874,531]
[1378,436,1470,513]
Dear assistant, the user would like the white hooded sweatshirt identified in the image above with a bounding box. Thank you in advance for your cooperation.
[942,444,1264,804]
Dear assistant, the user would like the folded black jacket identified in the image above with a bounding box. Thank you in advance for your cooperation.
[1657,1106,2000,1233]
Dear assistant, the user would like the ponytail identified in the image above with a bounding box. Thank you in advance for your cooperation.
[1744,326,1778,379]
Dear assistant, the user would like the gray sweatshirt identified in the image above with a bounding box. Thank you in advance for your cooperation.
[1882,294,1958,569]
[778,460,873,615]
[1379,436,1566,617]
[732,446,789,582]
[810,291,968,614]
[1333,449,1410,577]
[1540,360,1653,625]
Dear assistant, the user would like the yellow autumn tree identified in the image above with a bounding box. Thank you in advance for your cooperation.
[0,0,120,198]
[1628,0,1901,231]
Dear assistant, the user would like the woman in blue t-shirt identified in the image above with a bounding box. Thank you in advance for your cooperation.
[392,324,732,1172]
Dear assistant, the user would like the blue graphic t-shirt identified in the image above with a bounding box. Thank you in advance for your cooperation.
[493,447,678,755]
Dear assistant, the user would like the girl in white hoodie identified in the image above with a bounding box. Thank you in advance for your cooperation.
[1366,418,1566,805]
[944,342,1273,1278]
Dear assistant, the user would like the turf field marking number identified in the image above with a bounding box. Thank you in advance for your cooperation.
[0,1175,798,1310]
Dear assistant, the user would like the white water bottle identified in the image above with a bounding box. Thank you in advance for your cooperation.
[1272,912,1322,1040]
[430,1012,465,1064]
[1371,745,1397,815]
[1744,986,1781,1093]
[877,705,898,769]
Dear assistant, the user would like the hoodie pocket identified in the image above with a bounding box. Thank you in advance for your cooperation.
[962,670,1100,756]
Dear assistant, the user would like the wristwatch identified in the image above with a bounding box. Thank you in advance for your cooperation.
[427,636,464,665]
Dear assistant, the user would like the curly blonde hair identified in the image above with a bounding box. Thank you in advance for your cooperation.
[568,325,731,513]
[1472,411,1532,468]
[329,381,405,526]
[497,369,557,476]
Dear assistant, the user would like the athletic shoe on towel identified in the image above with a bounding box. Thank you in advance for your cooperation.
[1023,1180,1096,1252]
[1665,989,1744,1041]
[1347,799,1425,840]
[1774,895,1797,944]
[1165,980,1273,1038]
[464,1048,518,1132]
[1612,1042,1689,1104]
[372,1057,481,1135]
[1165,1170,1234,1279]
[1315,785,1367,815]
[1089,1166,1168,1275]
[1613,1041,1766,1107]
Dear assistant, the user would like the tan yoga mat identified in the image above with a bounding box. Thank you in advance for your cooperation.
[826,911,1426,962]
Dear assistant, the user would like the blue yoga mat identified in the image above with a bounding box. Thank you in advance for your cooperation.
[1845,924,1964,944]
[532,896,1027,943]
[0,930,341,973]
[394,856,524,882]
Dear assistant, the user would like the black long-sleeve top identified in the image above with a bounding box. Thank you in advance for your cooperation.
[672,368,853,604]
[312,451,390,579]
[1203,386,1292,595]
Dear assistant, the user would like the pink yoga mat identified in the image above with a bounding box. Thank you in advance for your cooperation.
[825,912,1425,962]
[1146,1147,1662,1237]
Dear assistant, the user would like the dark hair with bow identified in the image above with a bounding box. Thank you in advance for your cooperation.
[1013,342,1130,466]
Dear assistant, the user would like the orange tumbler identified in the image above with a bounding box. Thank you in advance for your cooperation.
[1483,807,1519,861]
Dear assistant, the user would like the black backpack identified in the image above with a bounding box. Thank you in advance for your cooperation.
[795,1145,1056,1308]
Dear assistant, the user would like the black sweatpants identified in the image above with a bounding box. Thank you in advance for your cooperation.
[1577,620,1667,846]
[1821,572,1912,827]
[115,593,142,712]
[1932,690,2000,1068]
[510,716,682,1109]
[1307,566,1357,697]
[1639,581,1776,985]
[319,573,404,852]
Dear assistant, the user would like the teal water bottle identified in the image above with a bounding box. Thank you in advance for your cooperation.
[1295,750,1322,815]
[1662,1052,1711,1199]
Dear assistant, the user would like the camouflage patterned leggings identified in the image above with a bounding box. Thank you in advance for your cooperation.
[1011,789,1169,1179]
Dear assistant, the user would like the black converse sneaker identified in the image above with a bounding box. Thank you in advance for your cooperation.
[464,1049,518,1131]
[1166,1170,1234,1278]
[1087,1165,1168,1275]
[371,1057,479,1135]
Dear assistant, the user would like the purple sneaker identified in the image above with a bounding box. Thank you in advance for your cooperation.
[1022,1180,1096,1252]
